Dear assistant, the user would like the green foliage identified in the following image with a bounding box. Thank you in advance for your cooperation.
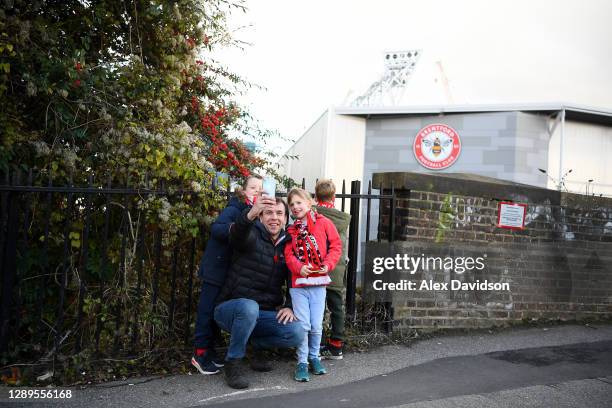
[435,193,456,243]
[0,0,291,385]
[0,0,260,180]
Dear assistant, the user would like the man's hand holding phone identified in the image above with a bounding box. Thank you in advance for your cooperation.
[247,193,276,221]
[262,177,276,197]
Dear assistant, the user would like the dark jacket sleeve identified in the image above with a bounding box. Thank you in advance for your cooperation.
[229,208,257,252]
[210,205,240,242]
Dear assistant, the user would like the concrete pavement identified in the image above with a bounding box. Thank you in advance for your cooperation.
[204,340,612,407]
[3,323,612,407]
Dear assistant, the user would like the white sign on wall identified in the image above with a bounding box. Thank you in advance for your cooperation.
[497,202,527,230]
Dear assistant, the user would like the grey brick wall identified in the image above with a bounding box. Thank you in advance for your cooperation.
[362,111,550,187]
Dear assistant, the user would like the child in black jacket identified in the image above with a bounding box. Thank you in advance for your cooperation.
[191,175,262,375]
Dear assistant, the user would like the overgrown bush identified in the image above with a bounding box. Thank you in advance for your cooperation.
[0,0,291,385]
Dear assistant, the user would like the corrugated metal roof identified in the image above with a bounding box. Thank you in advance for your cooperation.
[334,102,612,126]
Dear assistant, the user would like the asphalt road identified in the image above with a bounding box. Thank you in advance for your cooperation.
[203,340,612,408]
[3,324,612,407]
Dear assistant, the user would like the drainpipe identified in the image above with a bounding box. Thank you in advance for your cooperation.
[558,108,566,190]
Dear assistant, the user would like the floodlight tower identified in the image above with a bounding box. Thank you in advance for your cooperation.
[351,49,422,107]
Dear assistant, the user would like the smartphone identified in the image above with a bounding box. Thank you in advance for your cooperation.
[262,177,276,197]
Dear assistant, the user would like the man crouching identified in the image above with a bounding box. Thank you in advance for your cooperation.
[214,195,304,389]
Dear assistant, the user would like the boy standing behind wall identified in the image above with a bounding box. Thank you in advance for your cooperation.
[314,179,351,359]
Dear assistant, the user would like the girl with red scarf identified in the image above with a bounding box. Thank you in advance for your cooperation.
[284,188,342,382]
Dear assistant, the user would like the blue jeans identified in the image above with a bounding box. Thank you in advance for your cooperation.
[290,286,326,364]
[214,298,304,361]
[193,281,222,349]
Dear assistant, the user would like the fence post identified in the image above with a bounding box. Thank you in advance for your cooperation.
[36,172,53,337]
[0,181,20,352]
[113,175,130,354]
[75,175,93,353]
[362,180,373,329]
[55,173,74,355]
[378,181,383,243]
[184,236,196,346]
[131,202,145,354]
[389,180,396,242]
[152,179,164,310]
[345,180,361,322]
[383,180,396,334]
[0,171,8,297]
[169,246,178,331]
[226,176,231,203]
[95,175,112,354]
[341,180,346,212]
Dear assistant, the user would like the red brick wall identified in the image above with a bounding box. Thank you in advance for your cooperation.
[368,172,612,329]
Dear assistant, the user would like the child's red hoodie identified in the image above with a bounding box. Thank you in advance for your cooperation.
[284,211,342,288]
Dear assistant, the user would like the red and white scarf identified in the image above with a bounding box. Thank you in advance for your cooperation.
[293,210,323,269]
[245,195,256,206]
[316,200,335,209]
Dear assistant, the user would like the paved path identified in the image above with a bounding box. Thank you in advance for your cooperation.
[204,340,612,407]
[3,323,612,407]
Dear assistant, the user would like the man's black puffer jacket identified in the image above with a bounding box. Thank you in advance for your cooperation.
[216,208,291,311]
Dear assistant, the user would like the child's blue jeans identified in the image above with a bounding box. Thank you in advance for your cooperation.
[290,286,327,364]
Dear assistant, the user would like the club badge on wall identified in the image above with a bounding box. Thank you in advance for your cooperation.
[413,124,462,170]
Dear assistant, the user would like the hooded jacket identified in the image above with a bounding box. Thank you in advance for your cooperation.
[197,196,249,286]
[313,205,351,292]
[216,208,292,311]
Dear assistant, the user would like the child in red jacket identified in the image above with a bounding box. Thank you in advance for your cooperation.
[284,188,342,382]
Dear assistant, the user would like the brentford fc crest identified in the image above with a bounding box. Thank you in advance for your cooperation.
[413,124,461,170]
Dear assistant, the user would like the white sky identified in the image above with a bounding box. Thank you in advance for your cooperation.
[213,0,612,153]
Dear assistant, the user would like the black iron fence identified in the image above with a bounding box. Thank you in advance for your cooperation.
[0,171,397,367]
